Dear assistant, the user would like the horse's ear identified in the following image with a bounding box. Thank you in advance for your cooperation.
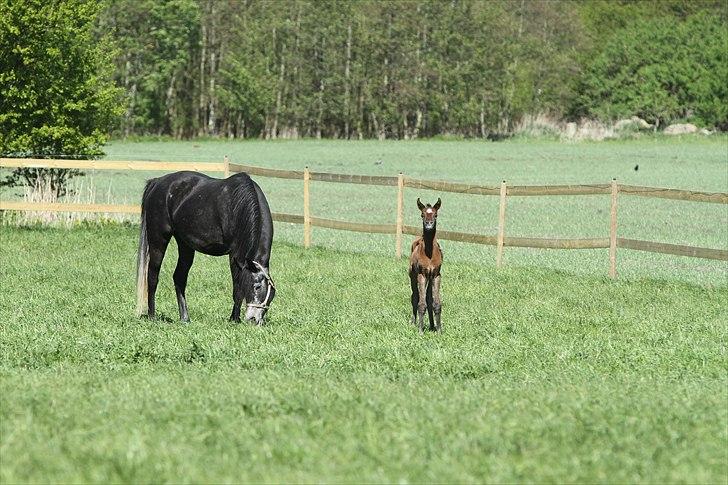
[417,198,425,211]
[236,258,258,273]
[433,198,441,210]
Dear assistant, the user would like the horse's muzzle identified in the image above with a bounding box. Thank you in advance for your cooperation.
[245,306,267,325]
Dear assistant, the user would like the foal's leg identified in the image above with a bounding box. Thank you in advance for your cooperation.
[432,274,442,332]
[409,271,419,326]
[426,282,435,331]
[173,240,195,322]
[147,236,170,319]
[416,274,427,334]
[229,256,245,322]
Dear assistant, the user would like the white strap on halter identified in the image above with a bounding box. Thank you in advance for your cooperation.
[246,260,275,310]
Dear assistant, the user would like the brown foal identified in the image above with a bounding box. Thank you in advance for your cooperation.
[409,198,443,333]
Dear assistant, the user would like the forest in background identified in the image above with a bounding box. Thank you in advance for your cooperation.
[97,0,727,139]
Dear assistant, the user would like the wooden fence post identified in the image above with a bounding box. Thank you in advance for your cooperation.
[496,180,507,268]
[395,172,404,258]
[303,167,311,248]
[223,155,230,178]
[609,178,618,278]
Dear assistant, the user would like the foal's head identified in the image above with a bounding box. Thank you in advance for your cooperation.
[417,198,441,231]
[243,260,276,325]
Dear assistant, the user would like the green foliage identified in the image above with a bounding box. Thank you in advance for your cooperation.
[87,0,728,138]
[0,0,123,195]
[0,0,123,155]
[0,226,726,481]
[98,0,200,137]
[575,12,728,129]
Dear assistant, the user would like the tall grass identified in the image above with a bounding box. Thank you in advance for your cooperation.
[2,174,135,226]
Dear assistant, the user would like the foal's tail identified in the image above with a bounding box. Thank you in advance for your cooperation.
[135,181,154,317]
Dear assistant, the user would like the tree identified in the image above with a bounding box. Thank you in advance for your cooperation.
[0,0,123,196]
[575,12,728,129]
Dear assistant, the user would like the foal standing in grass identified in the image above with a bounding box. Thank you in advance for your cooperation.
[409,198,443,333]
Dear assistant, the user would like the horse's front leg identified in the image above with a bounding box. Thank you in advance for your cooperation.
[432,274,442,332]
[173,241,195,322]
[417,273,427,334]
[426,282,435,331]
[409,270,419,326]
[229,256,244,322]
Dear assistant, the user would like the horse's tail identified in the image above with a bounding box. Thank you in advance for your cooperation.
[135,180,155,317]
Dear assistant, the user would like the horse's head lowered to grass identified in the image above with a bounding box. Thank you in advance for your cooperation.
[243,259,276,325]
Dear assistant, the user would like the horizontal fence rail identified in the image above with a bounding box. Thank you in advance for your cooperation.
[404,178,501,195]
[617,238,728,261]
[311,172,398,187]
[0,201,141,213]
[0,158,225,172]
[619,184,728,204]
[228,163,302,180]
[507,184,611,196]
[312,217,396,234]
[2,158,727,275]
[271,212,304,224]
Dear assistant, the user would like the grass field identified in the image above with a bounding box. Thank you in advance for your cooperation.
[1,224,726,482]
[1,138,727,482]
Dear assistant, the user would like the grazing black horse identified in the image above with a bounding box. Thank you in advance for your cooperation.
[136,171,276,324]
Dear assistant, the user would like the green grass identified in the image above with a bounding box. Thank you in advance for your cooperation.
[2,138,727,283]
[1,224,726,482]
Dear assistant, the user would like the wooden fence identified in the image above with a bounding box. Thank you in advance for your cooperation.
[2,157,727,277]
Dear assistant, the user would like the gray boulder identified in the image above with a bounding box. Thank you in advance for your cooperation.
[664,123,698,135]
[615,116,653,131]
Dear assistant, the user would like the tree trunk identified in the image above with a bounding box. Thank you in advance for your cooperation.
[124,57,136,137]
[480,100,486,138]
[316,77,324,139]
[343,22,352,139]
[207,2,218,136]
[199,22,207,136]
[272,35,286,140]
[208,49,217,135]
[356,88,364,139]
[414,109,423,139]
[165,73,177,136]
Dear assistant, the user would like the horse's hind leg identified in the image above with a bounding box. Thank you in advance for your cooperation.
[432,274,442,332]
[147,235,170,319]
[173,239,195,322]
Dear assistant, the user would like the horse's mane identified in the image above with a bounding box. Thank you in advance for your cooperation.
[230,174,262,262]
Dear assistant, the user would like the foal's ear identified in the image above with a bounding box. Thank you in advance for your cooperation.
[433,198,441,210]
[417,198,425,211]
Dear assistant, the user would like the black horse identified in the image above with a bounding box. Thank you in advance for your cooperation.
[135,171,276,324]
